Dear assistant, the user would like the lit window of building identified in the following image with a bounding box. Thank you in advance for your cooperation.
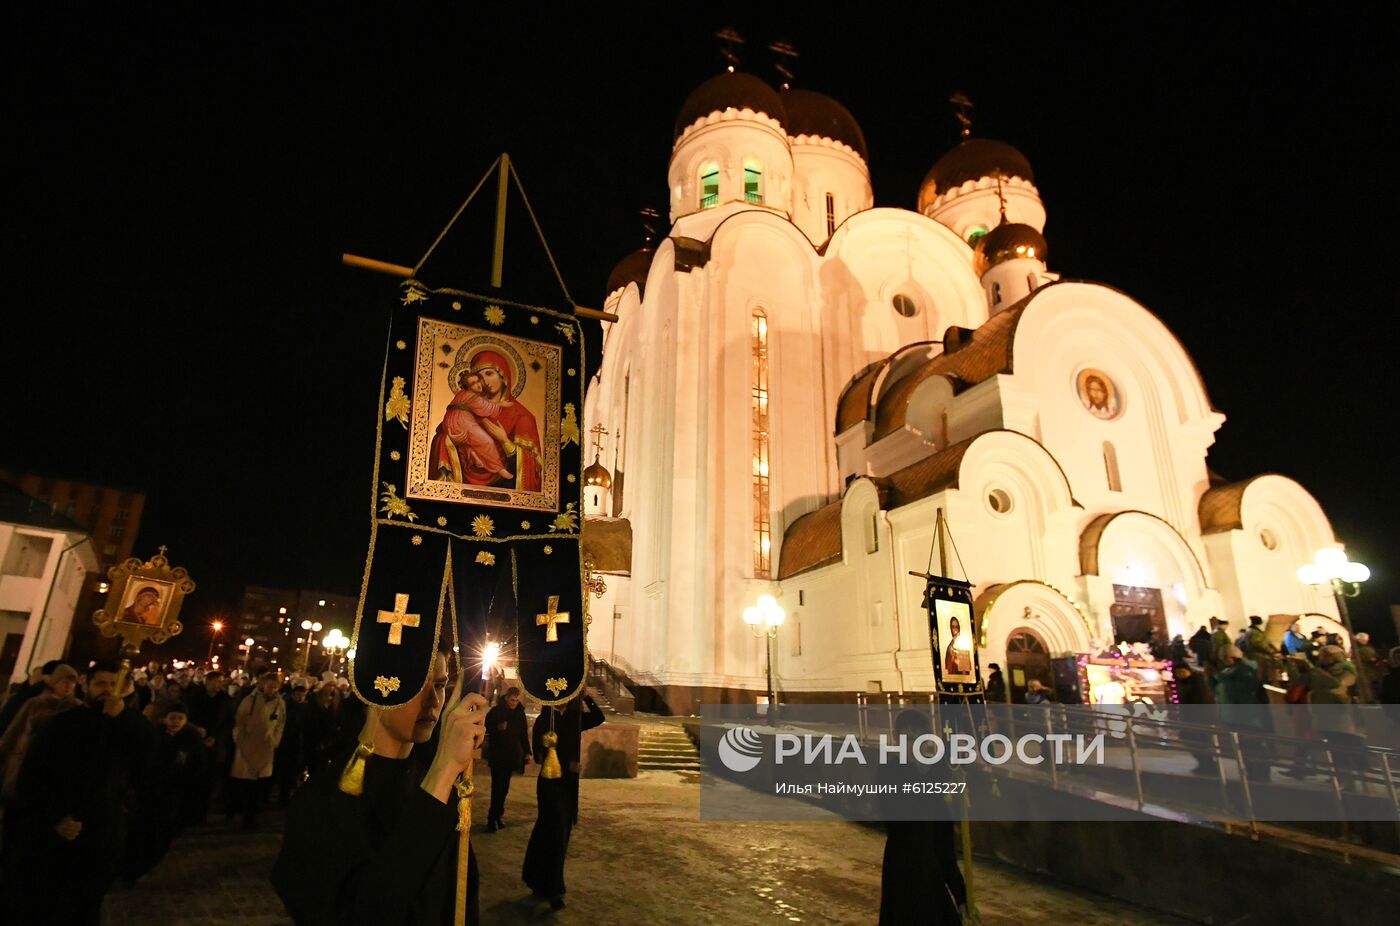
[700,164,719,208]
[743,160,763,204]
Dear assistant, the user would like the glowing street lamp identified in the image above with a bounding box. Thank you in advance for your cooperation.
[207,619,224,663]
[744,594,786,725]
[321,628,349,674]
[242,637,256,672]
[481,640,501,680]
[1297,547,1372,702]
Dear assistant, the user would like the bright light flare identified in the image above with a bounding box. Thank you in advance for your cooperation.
[481,640,501,678]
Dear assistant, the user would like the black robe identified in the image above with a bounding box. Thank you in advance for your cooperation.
[484,702,529,770]
[124,724,207,881]
[5,702,152,926]
[521,695,603,899]
[272,750,477,926]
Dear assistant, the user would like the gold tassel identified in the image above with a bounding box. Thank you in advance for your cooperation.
[454,774,474,831]
[338,742,374,796]
[453,773,474,926]
[540,730,562,779]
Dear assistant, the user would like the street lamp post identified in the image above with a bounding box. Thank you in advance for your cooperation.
[743,594,786,725]
[207,620,224,664]
[242,637,256,673]
[300,619,322,675]
[1298,547,1372,703]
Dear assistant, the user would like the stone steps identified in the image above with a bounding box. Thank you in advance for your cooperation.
[638,727,701,771]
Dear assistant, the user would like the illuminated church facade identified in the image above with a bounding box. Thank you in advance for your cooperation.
[580,72,1346,712]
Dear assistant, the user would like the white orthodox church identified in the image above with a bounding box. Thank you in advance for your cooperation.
[579,71,1347,712]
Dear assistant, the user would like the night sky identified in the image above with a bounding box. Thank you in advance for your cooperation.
[6,7,1396,646]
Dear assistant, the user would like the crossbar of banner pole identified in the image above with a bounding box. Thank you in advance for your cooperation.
[339,252,619,322]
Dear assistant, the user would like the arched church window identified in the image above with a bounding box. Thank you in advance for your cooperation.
[743,159,763,204]
[700,163,720,209]
[865,511,879,554]
[752,308,772,577]
[991,282,1002,305]
[1103,441,1122,492]
[825,193,836,236]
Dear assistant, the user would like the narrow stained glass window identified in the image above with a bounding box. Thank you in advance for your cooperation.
[752,308,771,577]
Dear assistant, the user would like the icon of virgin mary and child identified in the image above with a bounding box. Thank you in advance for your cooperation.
[429,350,542,491]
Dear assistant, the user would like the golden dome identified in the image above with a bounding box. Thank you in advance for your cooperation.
[583,458,613,489]
[974,222,1047,276]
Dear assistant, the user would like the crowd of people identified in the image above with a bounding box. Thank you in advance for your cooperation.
[0,659,367,924]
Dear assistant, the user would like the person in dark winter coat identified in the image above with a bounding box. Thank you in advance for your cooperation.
[123,703,207,883]
[484,686,530,831]
[0,660,65,737]
[983,664,1007,703]
[1188,626,1213,669]
[4,663,152,926]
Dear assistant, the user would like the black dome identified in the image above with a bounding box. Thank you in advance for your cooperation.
[605,248,655,301]
[675,72,787,140]
[920,138,1034,205]
[782,89,868,161]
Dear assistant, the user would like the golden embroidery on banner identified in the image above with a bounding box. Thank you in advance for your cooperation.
[560,403,580,447]
[377,593,421,646]
[536,596,570,642]
[379,483,417,522]
[545,677,568,697]
[385,376,411,429]
[374,675,401,697]
[548,502,578,533]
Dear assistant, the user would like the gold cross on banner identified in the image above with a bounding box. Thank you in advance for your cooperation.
[536,596,570,643]
[377,593,420,645]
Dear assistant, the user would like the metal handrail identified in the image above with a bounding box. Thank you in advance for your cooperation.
[856,700,1400,830]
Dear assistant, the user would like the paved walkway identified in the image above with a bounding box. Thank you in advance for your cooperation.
[105,769,1192,925]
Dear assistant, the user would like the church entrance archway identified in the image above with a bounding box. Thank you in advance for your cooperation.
[1110,584,1167,645]
[1004,627,1051,703]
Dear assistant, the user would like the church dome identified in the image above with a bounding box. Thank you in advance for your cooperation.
[583,458,613,489]
[605,248,654,302]
[974,222,1047,275]
[918,139,1034,212]
[675,72,787,140]
[782,89,868,161]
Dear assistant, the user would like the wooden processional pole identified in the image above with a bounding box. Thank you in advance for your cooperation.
[936,508,978,921]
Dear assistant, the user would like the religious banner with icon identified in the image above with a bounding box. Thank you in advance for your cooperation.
[924,575,983,698]
[349,284,587,708]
